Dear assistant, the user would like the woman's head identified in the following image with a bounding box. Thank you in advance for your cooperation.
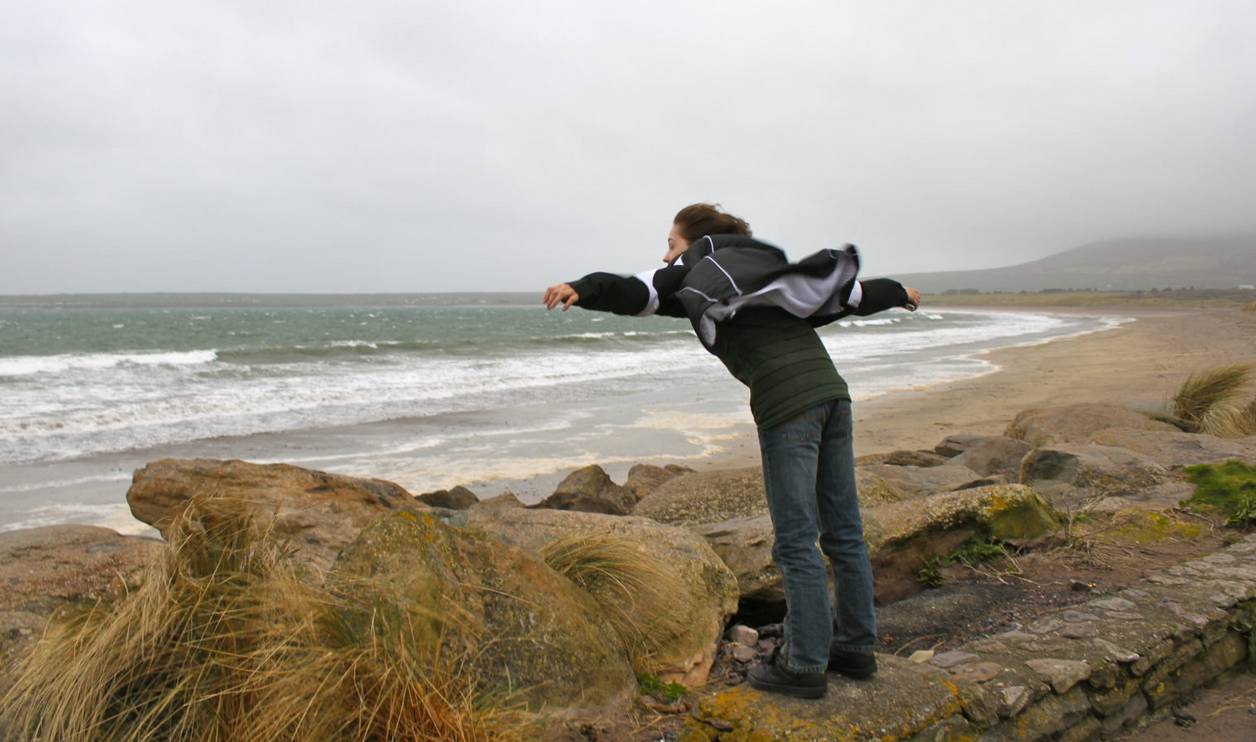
[664,203,752,264]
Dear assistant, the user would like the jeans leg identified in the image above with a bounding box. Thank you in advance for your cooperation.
[816,399,877,652]
[757,404,832,674]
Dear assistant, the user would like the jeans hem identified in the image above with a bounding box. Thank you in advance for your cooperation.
[831,643,875,654]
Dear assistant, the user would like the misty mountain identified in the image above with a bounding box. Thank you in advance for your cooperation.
[894,236,1256,293]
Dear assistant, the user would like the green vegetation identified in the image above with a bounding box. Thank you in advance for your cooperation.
[1185,461,1256,528]
[1168,365,1256,438]
[915,537,1019,588]
[539,533,687,671]
[0,498,524,742]
[636,672,687,703]
[949,538,1011,566]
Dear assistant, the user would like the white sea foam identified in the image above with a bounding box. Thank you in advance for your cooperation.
[0,309,1110,466]
[0,349,218,376]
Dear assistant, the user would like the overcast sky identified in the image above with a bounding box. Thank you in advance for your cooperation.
[3,1,1254,293]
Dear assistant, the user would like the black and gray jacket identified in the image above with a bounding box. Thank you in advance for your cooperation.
[569,234,910,348]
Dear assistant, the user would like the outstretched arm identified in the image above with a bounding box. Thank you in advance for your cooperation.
[543,265,690,317]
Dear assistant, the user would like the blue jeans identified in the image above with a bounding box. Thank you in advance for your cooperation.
[757,398,877,674]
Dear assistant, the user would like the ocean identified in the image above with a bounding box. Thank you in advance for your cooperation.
[0,294,1126,534]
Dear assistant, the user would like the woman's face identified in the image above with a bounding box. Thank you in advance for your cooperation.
[664,223,691,265]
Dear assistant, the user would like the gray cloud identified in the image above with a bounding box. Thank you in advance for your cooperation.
[3,0,1255,293]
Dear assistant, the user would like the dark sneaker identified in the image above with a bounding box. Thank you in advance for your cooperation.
[747,653,827,699]
[828,648,877,679]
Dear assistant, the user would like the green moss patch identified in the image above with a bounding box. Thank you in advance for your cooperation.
[1102,512,1204,544]
[1184,461,1256,525]
[637,672,686,703]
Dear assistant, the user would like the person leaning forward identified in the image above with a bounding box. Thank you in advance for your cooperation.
[543,203,922,699]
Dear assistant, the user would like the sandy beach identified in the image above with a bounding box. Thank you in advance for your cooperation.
[688,305,1256,471]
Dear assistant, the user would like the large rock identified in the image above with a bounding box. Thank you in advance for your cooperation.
[127,459,425,573]
[858,450,948,467]
[697,485,1060,604]
[1006,403,1175,447]
[1088,428,1256,467]
[330,511,635,711]
[463,507,738,687]
[532,464,636,515]
[1019,444,1168,499]
[951,436,1034,480]
[633,467,766,526]
[624,463,692,501]
[0,526,162,693]
[859,463,992,500]
[416,485,478,510]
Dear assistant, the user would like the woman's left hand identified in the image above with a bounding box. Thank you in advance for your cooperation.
[904,287,922,311]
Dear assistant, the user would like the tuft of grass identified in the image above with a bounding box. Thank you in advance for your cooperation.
[1200,397,1256,438]
[0,497,524,742]
[915,556,945,588]
[636,672,686,703]
[1245,300,1256,312]
[539,534,687,671]
[1184,461,1256,530]
[1171,364,1252,433]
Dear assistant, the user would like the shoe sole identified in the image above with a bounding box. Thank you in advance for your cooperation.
[747,677,827,699]
[830,667,876,680]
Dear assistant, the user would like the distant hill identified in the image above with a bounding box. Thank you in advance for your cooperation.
[895,236,1256,293]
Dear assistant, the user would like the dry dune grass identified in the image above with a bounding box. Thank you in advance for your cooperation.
[1245,300,1256,312]
[539,533,688,672]
[1170,364,1256,438]
[0,498,524,742]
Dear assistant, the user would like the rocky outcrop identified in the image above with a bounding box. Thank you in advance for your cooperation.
[1087,427,1256,467]
[471,491,525,510]
[951,436,1033,480]
[935,433,996,458]
[416,485,478,509]
[697,485,1060,604]
[688,534,1256,740]
[624,463,693,500]
[461,506,738,687]
[126,458,425,573]
[1019,444,1167,505]
[532,464,636,515]
[1006,403,1175,447]
[0,526,161,692]
[330,511,635,711]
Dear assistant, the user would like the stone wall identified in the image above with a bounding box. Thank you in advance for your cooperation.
[686,534,1256,740]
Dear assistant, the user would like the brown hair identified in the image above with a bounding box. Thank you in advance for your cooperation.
[672,203,752,243]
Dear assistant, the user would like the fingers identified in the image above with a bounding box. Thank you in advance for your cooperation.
[543,284,576,311]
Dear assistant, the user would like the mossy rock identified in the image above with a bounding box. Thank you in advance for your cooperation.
[329,511,635,711]
[1094,511,1205,545]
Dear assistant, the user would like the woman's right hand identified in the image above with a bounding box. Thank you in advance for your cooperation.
[543,283,580,311]
[904,287,922,311]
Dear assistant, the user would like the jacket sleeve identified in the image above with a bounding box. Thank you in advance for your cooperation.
[851,278,911,316]
[568,264,690,318]
[568,273,650,315]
